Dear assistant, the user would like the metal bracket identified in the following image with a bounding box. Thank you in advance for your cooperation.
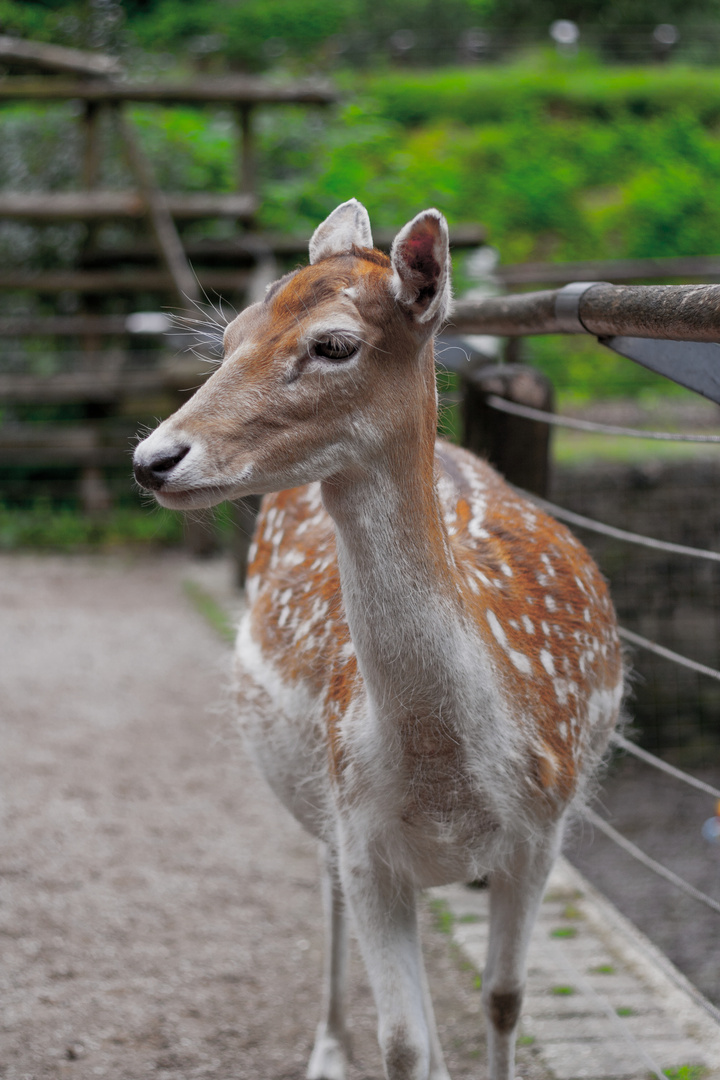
[554,281,609,334]
[600,336,720,406]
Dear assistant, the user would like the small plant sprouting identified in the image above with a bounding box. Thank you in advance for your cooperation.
[563,904,582,919]
[590,964,615,975]
[518,1034,536,1046]
[429,898,454,935]
[662,1067,708,1080]
[473,974,483,991]
[551,986,576,996]
[616,1006,634,1017]
[550,927,578,939]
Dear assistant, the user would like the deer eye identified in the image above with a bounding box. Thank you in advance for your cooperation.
[313,335,358,362]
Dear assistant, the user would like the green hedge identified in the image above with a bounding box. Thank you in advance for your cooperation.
[361,61,720,127]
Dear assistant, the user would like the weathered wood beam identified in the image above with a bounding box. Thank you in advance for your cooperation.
[0,269,250,293]
[451,283,720,341]
[496,254,720,287]
[0,362,210,404]
[0,76,337,105]
[0,191,258,220]
[0,316,130,336]
[78,226,487,269]
[0,35,121,78]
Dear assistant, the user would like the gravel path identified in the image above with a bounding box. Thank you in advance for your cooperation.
[0,552,551,1080]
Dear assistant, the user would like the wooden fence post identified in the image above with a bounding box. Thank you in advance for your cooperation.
[460,363,554,497]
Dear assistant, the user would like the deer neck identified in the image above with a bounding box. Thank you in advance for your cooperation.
[321,356,465,723]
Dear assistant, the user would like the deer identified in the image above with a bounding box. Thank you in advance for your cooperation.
[133,199,624,1080]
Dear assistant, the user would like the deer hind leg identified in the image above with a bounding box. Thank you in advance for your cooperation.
[338,841,450,1080]
[308,845,350,1080]
[482,819,565,1080]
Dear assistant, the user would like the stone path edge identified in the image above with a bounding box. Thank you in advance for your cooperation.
[430,856,720,1080]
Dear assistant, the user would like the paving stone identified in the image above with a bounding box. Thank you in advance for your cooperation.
[523,992,607,1018]
[537,1037,653,1078]
[430,858,720,1080]
[639,1038,709,1069]
[521,1014,681,1043]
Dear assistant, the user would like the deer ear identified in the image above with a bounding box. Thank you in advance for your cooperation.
[390,209,451,325]
[309,198,374,264]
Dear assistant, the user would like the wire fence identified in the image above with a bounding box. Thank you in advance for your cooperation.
[483,330,720,955]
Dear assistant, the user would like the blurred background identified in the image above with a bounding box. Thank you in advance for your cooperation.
[2,0,720,763]
[2,0,720,1014]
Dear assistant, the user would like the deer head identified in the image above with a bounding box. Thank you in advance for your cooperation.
[133,200,451,510]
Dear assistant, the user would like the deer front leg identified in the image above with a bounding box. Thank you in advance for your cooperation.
[338,839,450,1080]
[308,845,350,1080]
[482,820,565,1080]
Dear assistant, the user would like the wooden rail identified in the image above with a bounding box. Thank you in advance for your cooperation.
[0,191,258,220]
[452,283,720,341]
[0,75,338,105]
[496,254,720,287]
[0,361,210,404]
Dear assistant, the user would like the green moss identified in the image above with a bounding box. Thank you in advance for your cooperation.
[551,985,576,996]
[428,898,455,935]
[550,927,578,939]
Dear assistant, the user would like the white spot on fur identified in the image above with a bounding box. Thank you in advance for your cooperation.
[540,649,555,676]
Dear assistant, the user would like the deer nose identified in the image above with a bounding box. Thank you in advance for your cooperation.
[133,443,190,491]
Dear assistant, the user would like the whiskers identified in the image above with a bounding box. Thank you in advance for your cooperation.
[167,286,236,366]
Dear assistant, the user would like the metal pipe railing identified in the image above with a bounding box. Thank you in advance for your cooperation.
[451,282,720,341]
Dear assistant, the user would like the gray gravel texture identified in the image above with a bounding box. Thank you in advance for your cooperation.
[0,552,554,1080]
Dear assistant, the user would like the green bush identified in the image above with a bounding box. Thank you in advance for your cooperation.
[0,501,184,550]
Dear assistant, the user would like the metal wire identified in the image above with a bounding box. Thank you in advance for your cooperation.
[520,490,720,564]
[486,394,720,442]
[610,734,720,801]
[617,626,720,683]
[584,808,720,916]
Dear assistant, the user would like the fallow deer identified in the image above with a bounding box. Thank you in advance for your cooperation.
[133,200,623,1080]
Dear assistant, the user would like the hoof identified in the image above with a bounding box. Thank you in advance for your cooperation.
[307,1027,347,1080]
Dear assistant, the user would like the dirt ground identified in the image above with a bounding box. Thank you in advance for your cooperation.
[0,552,556,1080]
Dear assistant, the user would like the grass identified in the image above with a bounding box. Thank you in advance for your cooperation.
[661,1068,708,1080]
[182,580,236,645]
[428,898,455,935]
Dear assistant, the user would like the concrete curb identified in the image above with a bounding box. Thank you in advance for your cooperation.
[430,856,720,1080]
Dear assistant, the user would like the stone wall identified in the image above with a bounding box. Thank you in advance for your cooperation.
[552,459,720,763]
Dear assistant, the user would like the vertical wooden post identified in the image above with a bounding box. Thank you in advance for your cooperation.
[237,105,255,201]
[79,100,108,507]
[460,363,554,497]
